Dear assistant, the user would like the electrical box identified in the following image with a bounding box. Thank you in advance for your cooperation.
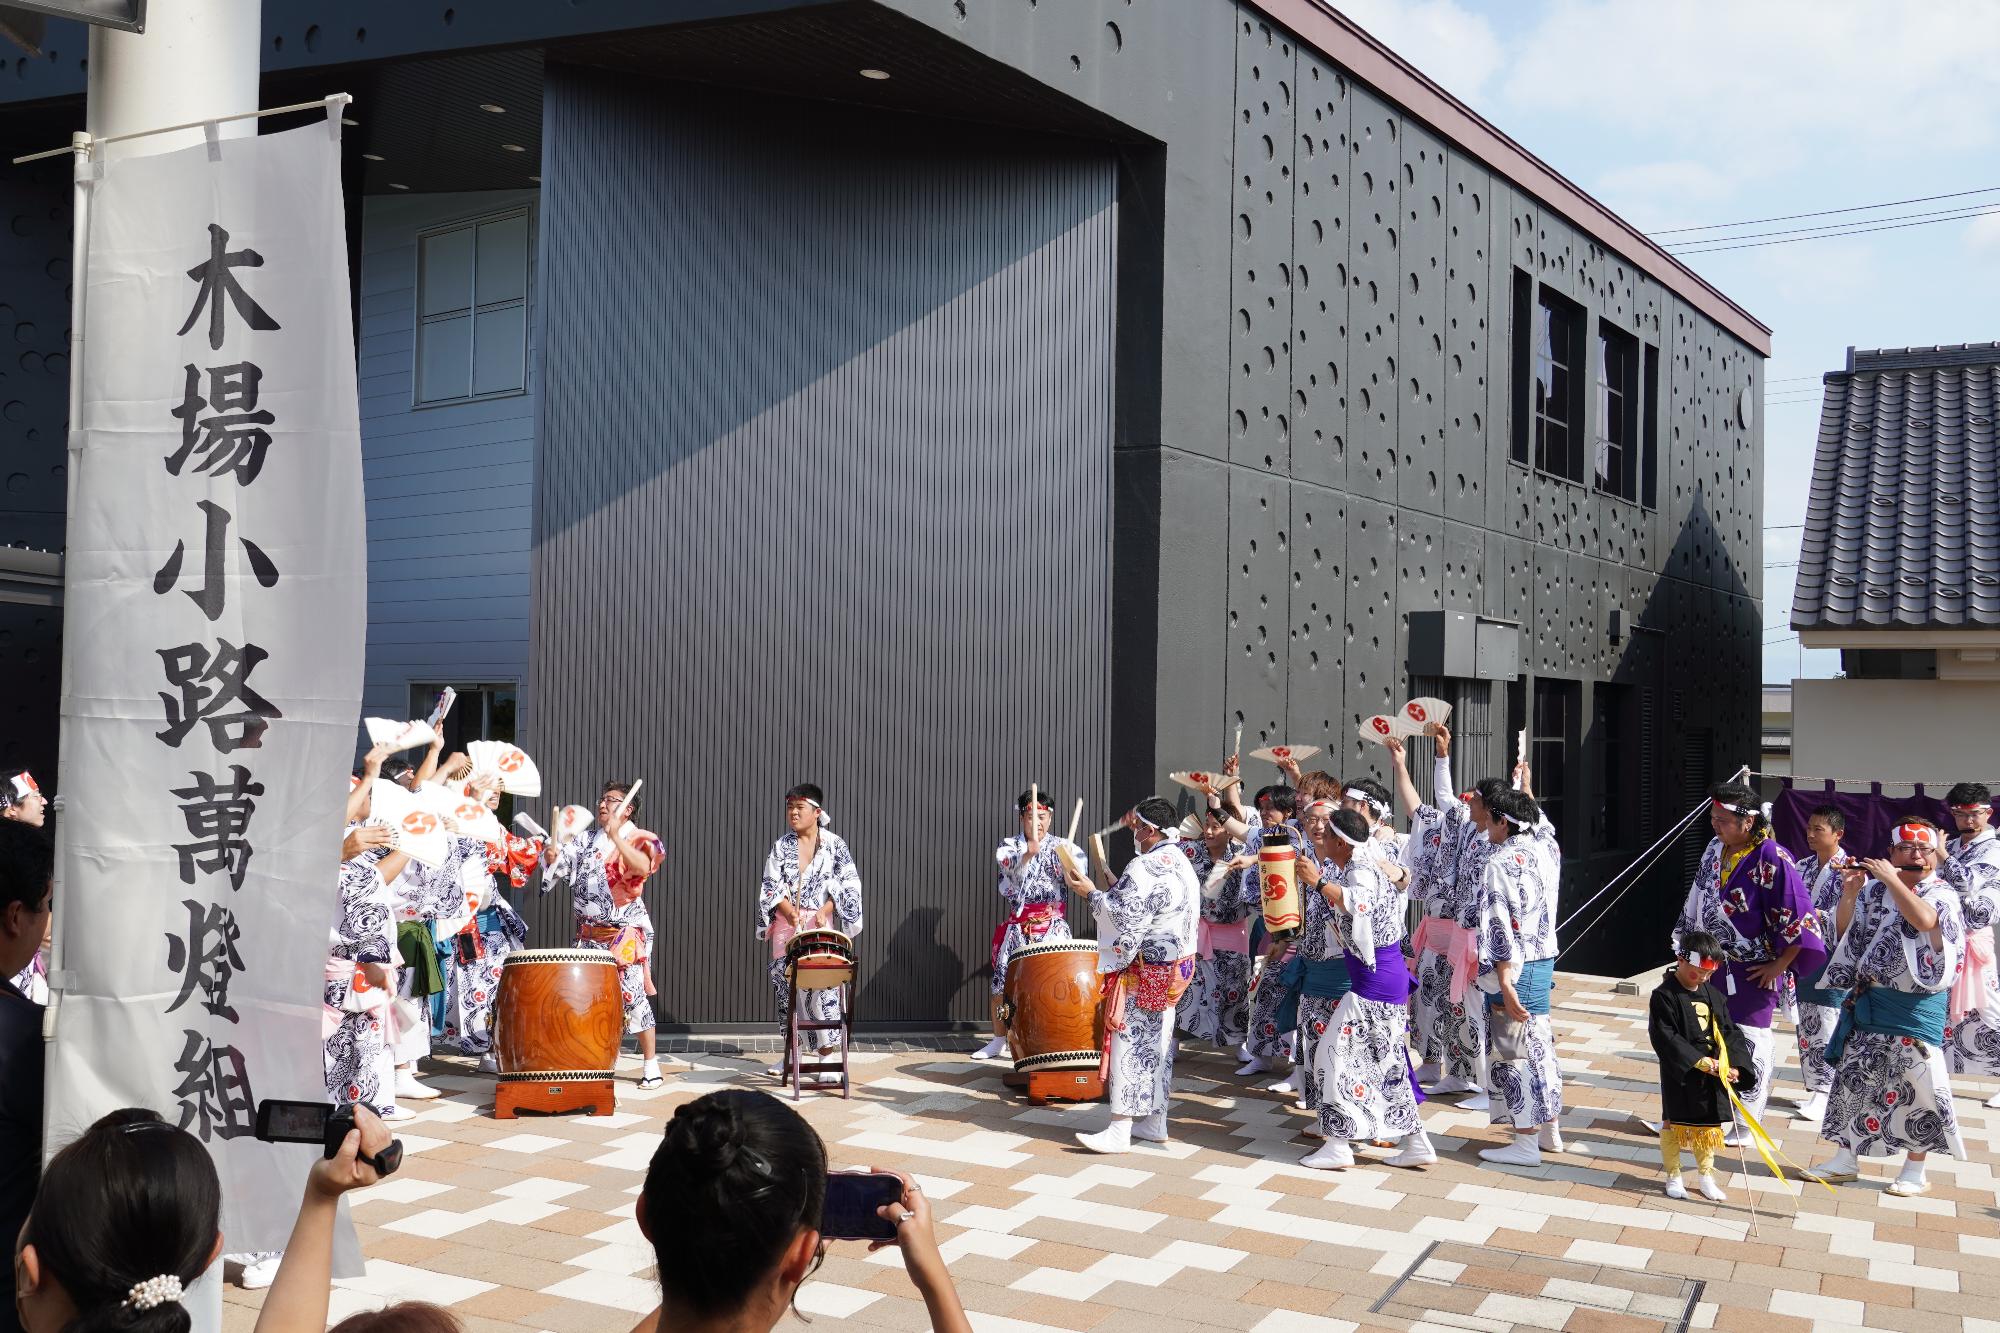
[1408,611,1519,682]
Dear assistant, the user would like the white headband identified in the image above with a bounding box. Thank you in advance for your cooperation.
[1342,786,1388,815]
[1500,811,1531,829]
[790,795,830,829]
[2,772,36,805]
[1331,823,1368,849]
[1132,807,1180,842]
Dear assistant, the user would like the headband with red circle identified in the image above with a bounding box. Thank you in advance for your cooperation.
[1893,822,1942,851]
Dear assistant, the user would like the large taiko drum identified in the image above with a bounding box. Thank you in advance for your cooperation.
[493,948,621,1118]
[787,928,856,991]
[1000,940,1104,1101]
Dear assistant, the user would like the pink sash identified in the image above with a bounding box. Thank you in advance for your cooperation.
[1196,918,1251,959]
[1952,926,1995,1022]
[767,916,797,961]
[1409,915,1479,1003]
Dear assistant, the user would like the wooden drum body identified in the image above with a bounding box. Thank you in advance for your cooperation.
[787,928,856,992]
[493,948,622,1118]
[1259,832,1302,940]
[1001,940,1105,1104]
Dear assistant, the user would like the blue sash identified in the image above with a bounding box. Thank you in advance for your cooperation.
[1825,985,1947,1065]
[1483,957,1554,1015]
[1273,954,1305,1033]
[1301,956,1352,1000]
[1795,957,1847,1011]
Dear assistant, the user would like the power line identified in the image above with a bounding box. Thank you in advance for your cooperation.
[1647,184,2000,235]
[1670,203,2000,254]
[1665,200,2000,251]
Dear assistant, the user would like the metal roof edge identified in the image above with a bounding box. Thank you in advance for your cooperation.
[1247,0,1772,357]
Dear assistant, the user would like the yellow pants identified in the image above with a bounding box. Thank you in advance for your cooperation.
[1659,1123,1723,1176]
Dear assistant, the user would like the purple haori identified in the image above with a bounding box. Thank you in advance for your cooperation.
[1719,837,1827,1027]
[1344,944,1427,1105]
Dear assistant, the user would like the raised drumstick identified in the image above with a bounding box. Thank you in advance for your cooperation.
[607,779,643,839]
[1233,720,1244,759]
[1064,797,1083,844]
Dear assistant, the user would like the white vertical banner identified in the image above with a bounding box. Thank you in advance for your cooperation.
[49,107,366,1255]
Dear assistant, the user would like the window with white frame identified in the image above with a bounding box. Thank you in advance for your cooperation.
[415,211,529,405]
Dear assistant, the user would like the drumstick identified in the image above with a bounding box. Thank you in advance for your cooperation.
[607,780,643,839]
[1232,721,1243,759]
[1029,781,1038,833]
[1064,798,1083,844]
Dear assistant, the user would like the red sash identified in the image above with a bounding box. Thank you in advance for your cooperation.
[990,902,1064,965]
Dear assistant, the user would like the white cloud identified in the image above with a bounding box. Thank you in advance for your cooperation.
[1965,211,2000,254]
[1590,160,1732,232]
[1498,0,2000,165]
[1333,0,1506,107]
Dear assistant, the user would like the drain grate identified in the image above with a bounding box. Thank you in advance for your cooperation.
[1369,1240,1703,1332]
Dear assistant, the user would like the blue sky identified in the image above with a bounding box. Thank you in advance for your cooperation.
[1335,0,2000,682]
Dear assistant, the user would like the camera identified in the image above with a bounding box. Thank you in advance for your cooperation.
[254,1100,403,1175]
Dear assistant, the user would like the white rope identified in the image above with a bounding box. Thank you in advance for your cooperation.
[1749,769,1953,790]
[1553,764,1748,945]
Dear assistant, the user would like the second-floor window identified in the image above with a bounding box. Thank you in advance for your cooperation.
[416,211,529,405]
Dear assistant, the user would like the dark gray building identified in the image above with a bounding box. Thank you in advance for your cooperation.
[0,0,1768,1025]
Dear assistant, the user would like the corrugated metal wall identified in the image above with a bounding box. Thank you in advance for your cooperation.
[527,70,1117,1028]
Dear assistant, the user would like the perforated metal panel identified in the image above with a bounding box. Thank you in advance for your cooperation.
[1345,86,1401,503]
[1290,50,1351,492]
[1230,16,1299,473]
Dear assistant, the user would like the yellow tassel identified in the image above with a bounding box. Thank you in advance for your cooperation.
[1708,1012,1836,1197]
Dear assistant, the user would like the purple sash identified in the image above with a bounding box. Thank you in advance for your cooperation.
[1343,944,1426,1105]
[1343,944,1413,1004]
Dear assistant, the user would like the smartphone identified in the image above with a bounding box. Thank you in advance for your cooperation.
[254,1099,355,1160]
[819,1171,904,1242]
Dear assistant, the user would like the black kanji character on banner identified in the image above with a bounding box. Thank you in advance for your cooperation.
[170,766,265,889]
[153,499,280,621]
[166,363,275,485]
[177,223,281,352]
[164,899,246,1022]
[171,1029,256,1141]
[157,640,283,752]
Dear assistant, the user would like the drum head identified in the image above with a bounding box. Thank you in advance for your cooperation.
[1008,939,1098,961]
[504,948,615,966]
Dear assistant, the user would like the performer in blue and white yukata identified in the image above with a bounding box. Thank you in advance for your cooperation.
[1062,797,1199,1155]
[552,781,667,1089]
[1290,798,1350,1130]
[1810,819,1966,1197]
[1176,805,1258,1059]
[1233,784,1311,1084]
[756,783,864,1082]
[974,788,1079,1062]
[1672,782,1826,1145]
[1793,804,1854,1125]
[1939,783,2000,1107]
[1473,788,1565,1168]
[1302,807,1436,1170]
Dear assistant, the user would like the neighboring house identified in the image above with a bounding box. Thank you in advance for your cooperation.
[1760,683,1792,780]
[0,1,1769,1023]
[1791,344,2000,782]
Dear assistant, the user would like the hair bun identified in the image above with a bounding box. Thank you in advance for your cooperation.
[667,1097,746,1177]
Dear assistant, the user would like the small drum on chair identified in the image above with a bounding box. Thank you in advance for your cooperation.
[1000,939,1105,1104]
[493,948,622,1119]
[782,928,856,1099]
[787,928,856,991]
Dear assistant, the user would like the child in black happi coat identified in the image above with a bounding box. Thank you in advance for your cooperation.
[1648,931,1756,1200]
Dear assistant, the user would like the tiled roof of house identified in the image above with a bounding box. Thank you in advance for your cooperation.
[1790,343,2000,630]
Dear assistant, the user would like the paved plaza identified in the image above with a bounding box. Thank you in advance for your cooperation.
[224,974,2000,1333]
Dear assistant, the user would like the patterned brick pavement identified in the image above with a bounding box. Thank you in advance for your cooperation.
[222,974,2000,1333]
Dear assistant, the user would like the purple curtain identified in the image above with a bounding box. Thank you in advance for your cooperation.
[1771,780,1951,862]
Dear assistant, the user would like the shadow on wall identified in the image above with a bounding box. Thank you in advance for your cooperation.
[1559,479,1759,978]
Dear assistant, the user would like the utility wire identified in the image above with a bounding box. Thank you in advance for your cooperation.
[1671,204,2000,254]
[1647,184,2000,235]
[1665,200,2000,250]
